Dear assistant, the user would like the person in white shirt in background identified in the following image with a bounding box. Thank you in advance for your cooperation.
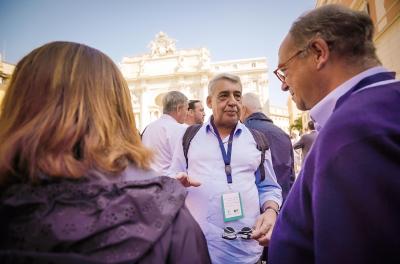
[185,99,206,126]
[142,91,188,175]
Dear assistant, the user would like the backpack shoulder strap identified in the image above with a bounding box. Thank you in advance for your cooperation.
[182,124,202,169]
[248,128,269,181]
[140,125,148,140]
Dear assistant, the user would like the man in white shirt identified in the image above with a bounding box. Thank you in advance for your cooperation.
[142,91,188,175]
[169,73,282,264]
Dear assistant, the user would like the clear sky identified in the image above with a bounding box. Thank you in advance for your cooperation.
[0,0,315,107]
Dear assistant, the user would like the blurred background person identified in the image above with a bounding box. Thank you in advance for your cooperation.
[241,92,295,202]
[185,99,206,125]
[0,41,210,263]
[293,120,317,165]
[141,91,188,175]
[290,131,302,176]
[241,92,295,263]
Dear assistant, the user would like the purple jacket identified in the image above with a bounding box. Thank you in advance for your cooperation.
[0,168,211,263]
[269,80,400,263]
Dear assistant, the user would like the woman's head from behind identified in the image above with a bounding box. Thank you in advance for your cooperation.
[0,41,151,184]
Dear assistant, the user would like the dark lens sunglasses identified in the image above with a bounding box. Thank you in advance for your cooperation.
[222,226,253,240]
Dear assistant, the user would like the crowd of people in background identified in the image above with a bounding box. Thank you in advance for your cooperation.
[0,4,399,264]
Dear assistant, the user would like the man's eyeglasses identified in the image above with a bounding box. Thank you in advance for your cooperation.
[273,47,308,83]
[222,226,253,240]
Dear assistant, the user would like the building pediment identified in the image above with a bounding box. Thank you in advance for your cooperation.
[120,33,211,79]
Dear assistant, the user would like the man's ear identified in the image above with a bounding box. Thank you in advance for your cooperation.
[206,96,212,109]
[310,38,330,70]
[176,103,186,114]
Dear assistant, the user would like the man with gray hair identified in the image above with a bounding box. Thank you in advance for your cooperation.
[241,93,295,263]
[269,4,400,263]
[241,92,294,202]
[142,91,188,175]
[169,73,282,264]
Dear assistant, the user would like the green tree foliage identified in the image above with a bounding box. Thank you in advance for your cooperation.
[290,116,303,133]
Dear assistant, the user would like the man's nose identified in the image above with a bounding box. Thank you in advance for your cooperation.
[227,95,238,105]
[281,82,289,92]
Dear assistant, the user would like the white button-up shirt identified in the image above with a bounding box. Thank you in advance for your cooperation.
[168,119,282,264]
[142,114,187,175]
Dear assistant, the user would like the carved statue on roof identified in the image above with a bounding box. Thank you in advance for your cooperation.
[149,32,176,57]
[199,48,210,70]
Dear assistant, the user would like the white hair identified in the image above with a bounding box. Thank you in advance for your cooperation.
[242,93,262,113]
[208,73,242,95]
[163,91,188,114]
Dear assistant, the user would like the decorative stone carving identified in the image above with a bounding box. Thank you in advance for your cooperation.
[149,32,176,57]
[175,56,185,72]
[198,48,210,70]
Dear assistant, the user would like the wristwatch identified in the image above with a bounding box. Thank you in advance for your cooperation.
[263,206,279,215]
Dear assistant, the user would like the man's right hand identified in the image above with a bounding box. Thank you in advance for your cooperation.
[175,172,201,187]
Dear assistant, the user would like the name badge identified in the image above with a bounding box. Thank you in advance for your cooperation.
[221,192,244,222]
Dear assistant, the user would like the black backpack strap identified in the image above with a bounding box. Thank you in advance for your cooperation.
[182,124,202,169]
[248,128,269,181]
[140,125,148,140]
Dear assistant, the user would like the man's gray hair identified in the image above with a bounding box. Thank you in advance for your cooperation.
[208,73,242,95]
[290,4,379,64]
[242,93,262,112]
[162,91,188,114]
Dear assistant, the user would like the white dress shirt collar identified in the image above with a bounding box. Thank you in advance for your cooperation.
[204,117,243,138]
[160,113,178,123]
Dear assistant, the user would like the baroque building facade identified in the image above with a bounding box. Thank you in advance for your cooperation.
[268,105,290,134]
[120,32,272,132]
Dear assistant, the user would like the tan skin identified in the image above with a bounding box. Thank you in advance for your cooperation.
[278,34,379,111]
[185,102,205,125]
[206,79,242,137]
[193,102,206,124]
[177,79,242,186]
[240,104,251,123]
[177,78,279,246]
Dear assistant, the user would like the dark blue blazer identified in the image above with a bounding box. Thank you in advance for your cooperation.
[244,112,295,202]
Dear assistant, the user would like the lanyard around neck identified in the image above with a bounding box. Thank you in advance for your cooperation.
[210,117,235,184]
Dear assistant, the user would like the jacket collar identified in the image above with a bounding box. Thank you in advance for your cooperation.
[245,112,272,123]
